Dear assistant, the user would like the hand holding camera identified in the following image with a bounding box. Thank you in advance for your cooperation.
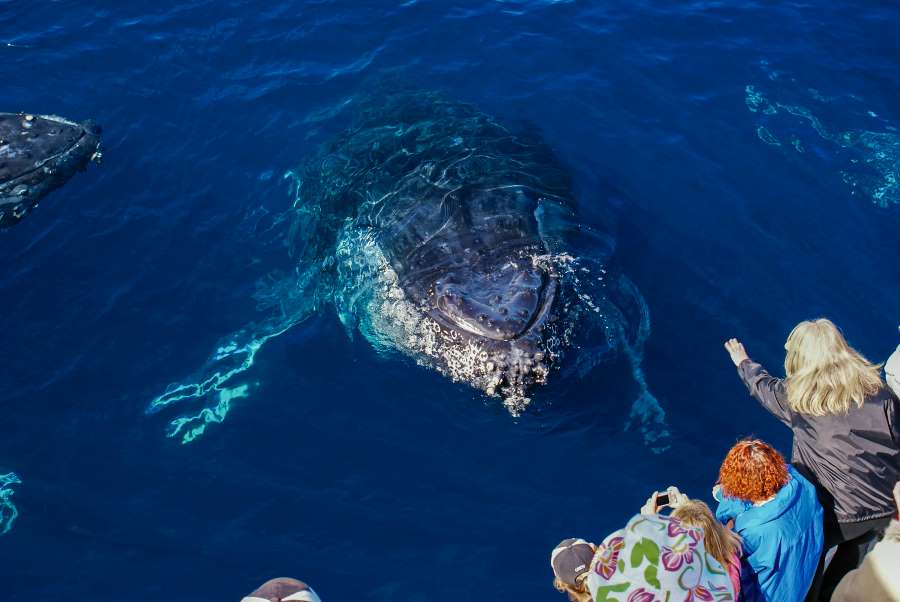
[640,486,688,515]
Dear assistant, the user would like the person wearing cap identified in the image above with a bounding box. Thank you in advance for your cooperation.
[241,577,322,602]
[552,486,737,602]
[550,538,596,602]
[588,508,735,601]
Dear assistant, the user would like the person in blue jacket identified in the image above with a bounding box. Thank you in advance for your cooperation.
[713,439,823,601]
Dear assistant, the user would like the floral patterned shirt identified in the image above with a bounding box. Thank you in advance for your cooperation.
[586,513,736,602]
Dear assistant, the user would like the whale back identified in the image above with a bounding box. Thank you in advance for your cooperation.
[294,92,576,302]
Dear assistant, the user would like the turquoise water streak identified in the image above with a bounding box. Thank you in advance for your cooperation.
[746,82,900,207]
[0,473,20,536]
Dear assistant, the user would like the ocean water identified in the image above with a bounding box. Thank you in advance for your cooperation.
[1,1,899,600]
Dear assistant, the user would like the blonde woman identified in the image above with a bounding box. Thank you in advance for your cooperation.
[724,319,900,600]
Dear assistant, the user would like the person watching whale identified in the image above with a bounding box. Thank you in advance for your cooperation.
[550,486,738,601]
[724,319,900,600]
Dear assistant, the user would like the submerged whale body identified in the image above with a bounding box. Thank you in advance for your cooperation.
[149,91,666,445]
[0,113,101,228]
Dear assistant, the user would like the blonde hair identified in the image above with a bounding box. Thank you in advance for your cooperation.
[784,319,884,416]
[553,578,592,602]
[672,500,742,571]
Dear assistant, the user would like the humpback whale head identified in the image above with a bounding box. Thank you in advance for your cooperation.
[354,182,570,412]
[0,113,101,228]
[428,257,558,397]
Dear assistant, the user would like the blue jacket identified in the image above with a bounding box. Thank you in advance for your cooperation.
[715,466,824,602]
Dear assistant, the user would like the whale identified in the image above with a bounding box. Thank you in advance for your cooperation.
[149,91,666,446]
[0,112,101,228]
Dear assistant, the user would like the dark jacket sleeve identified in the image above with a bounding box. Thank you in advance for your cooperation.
[885,394,900,448]
[737,359,792,426]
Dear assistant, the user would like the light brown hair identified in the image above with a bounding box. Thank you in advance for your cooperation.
[552,577,592,602]
[672,500,742,570]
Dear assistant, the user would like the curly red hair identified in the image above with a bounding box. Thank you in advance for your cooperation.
[718,439,789,503]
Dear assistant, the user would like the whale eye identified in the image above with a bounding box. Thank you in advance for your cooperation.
[478,314,488,322]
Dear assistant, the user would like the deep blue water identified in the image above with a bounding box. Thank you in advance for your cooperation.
[2,1,899,599]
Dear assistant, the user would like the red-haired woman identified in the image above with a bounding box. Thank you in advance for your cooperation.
[714,439,823,602]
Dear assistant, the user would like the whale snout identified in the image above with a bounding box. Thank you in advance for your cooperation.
[432,259,554,341]
[424,258,559,407]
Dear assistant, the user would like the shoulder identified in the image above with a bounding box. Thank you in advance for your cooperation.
[788,465,815,487]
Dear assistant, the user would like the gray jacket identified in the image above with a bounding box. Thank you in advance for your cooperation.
[737,359,900,523]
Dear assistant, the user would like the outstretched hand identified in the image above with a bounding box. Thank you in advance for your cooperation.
[724,338,750,367]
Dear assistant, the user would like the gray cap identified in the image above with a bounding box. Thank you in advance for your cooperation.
[550,538,596,586]
[241,578,322,602]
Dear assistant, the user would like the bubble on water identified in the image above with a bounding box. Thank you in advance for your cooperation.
[0,472,21,535]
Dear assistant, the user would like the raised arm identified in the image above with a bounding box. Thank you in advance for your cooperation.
[724,339,791,426]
